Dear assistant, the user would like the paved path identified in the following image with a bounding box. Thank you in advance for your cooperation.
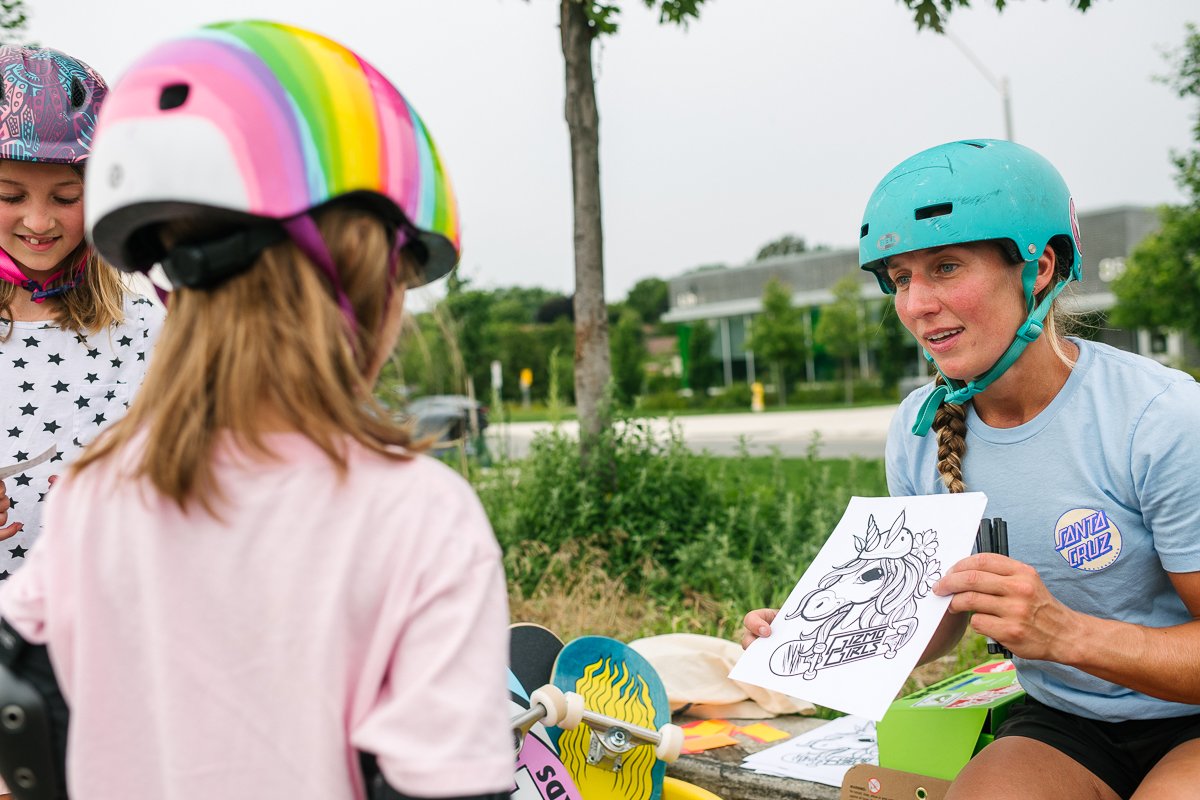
[486,405,897,460]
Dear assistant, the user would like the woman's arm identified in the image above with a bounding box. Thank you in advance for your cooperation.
[935,554,1200,704]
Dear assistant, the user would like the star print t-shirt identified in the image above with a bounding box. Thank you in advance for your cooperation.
[0,294,163,577]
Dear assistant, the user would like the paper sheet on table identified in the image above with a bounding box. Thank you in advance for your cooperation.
[730,493,987,720]
[741,714,877,786]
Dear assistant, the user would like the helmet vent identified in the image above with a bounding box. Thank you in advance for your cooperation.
[159,84,190,110]
[69,77,87,109]
[860,224,869,238]
[914,202,952,221]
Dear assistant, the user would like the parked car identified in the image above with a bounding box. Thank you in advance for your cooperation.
[401,395,489,455]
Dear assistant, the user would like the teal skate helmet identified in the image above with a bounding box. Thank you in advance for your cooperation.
[858,139,1083,436]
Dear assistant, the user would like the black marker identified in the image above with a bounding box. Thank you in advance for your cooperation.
[985,517,1013,659]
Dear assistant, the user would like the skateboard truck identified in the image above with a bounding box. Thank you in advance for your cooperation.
[511,684,585,755]
[575,708,684,772]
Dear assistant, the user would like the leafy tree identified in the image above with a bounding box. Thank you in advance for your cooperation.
[1111,24,1200,351]
[625,277,670,324]
[535,294,575,324]
[755,234,809,261]
[685,320,721,394]
[898,0,1093,32]
[0,1,28,38]
[873,299,913,394]
[610,308,648,404]
[488,286,565,325]
[559,0,708,449]
[815,276,864,404]
[440,276,497,397]
[491,318,576,403]
[747,278,807,405]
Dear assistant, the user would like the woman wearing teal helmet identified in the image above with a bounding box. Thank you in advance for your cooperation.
[745,140,1200,799]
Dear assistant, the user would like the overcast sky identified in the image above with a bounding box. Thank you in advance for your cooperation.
[30,0,1199,303]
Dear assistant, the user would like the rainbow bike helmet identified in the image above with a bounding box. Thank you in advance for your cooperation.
[85,20,461,328]
[0,45,107,301]
[858,139,1083,436]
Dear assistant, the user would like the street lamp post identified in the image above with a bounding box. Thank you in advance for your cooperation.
[945,31,1014,142]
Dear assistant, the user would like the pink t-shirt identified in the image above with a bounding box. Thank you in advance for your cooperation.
[0,433,514,799]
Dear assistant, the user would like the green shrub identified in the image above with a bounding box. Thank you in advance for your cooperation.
[474,421,888,638]
[704,382,753,410]
[638,389,692,411]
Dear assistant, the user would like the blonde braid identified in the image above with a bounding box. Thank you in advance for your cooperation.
[930,376,968,493]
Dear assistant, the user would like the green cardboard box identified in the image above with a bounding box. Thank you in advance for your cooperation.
[876,659,1025,781]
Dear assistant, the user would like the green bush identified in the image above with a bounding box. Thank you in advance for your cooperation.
[639,389,692,412]
[704,382,753,410]
[474,420,888,637]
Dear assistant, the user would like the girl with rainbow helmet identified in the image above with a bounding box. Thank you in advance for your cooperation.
[0,20,511,800]
[748,139,1200,799]
[0,46,162,566]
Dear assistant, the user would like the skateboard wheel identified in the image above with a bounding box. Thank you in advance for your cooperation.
[530,684,568,727]
[561,691,585,730]
[656,723,684,763]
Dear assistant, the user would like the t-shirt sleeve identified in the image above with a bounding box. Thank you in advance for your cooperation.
[350,479,513,797]
[886,401,919,497]
[0,542,49,644]
[1130,379,1200,573]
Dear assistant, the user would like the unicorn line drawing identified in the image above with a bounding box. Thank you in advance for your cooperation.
[780,717,877,768]
[769,509,941,681]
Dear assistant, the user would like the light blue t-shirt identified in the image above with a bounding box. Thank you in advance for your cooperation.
[887,338,1200,722]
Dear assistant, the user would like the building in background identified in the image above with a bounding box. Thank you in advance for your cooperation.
[662,206,1195,392]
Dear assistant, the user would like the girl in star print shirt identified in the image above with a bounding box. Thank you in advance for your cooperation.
[0,45,163,575]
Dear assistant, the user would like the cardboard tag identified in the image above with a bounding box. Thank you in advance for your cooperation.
[840,764,950,800]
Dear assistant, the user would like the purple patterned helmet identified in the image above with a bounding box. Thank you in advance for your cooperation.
[0,45,107,164]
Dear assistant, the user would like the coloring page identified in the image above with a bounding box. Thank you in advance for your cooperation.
[729,493,987,720]
[741,714,877,787]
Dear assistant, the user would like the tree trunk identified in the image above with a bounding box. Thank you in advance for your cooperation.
[561,0,611,445]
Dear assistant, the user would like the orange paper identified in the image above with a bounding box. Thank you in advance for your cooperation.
[680,733,740,754]
[681,719,736,737]
[735,722,791,743]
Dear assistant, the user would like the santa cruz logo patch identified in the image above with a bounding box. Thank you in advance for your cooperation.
[1054,508,1121,571]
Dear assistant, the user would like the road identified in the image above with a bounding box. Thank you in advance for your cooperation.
[485,405,897,460]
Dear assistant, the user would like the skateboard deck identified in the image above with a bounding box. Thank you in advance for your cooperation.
[510,666,584,800]
[551,636,672,800]
[510,622,565,698]
[514,728,584,800]
[510,624,584,800]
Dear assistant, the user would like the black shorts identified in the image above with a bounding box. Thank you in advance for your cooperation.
[995,696,1200,799]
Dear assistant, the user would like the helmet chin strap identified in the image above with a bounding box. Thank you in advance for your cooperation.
[911,260,1072,436]
[0,246,89,303]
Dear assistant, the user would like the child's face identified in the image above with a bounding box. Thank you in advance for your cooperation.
[0,159,86,278]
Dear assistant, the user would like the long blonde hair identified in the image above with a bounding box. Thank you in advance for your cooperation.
[0,245,128,338]
[931,241,1077,493]
[74,205,426,514]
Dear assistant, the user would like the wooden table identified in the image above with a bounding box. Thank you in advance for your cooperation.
[666,715,842,800]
